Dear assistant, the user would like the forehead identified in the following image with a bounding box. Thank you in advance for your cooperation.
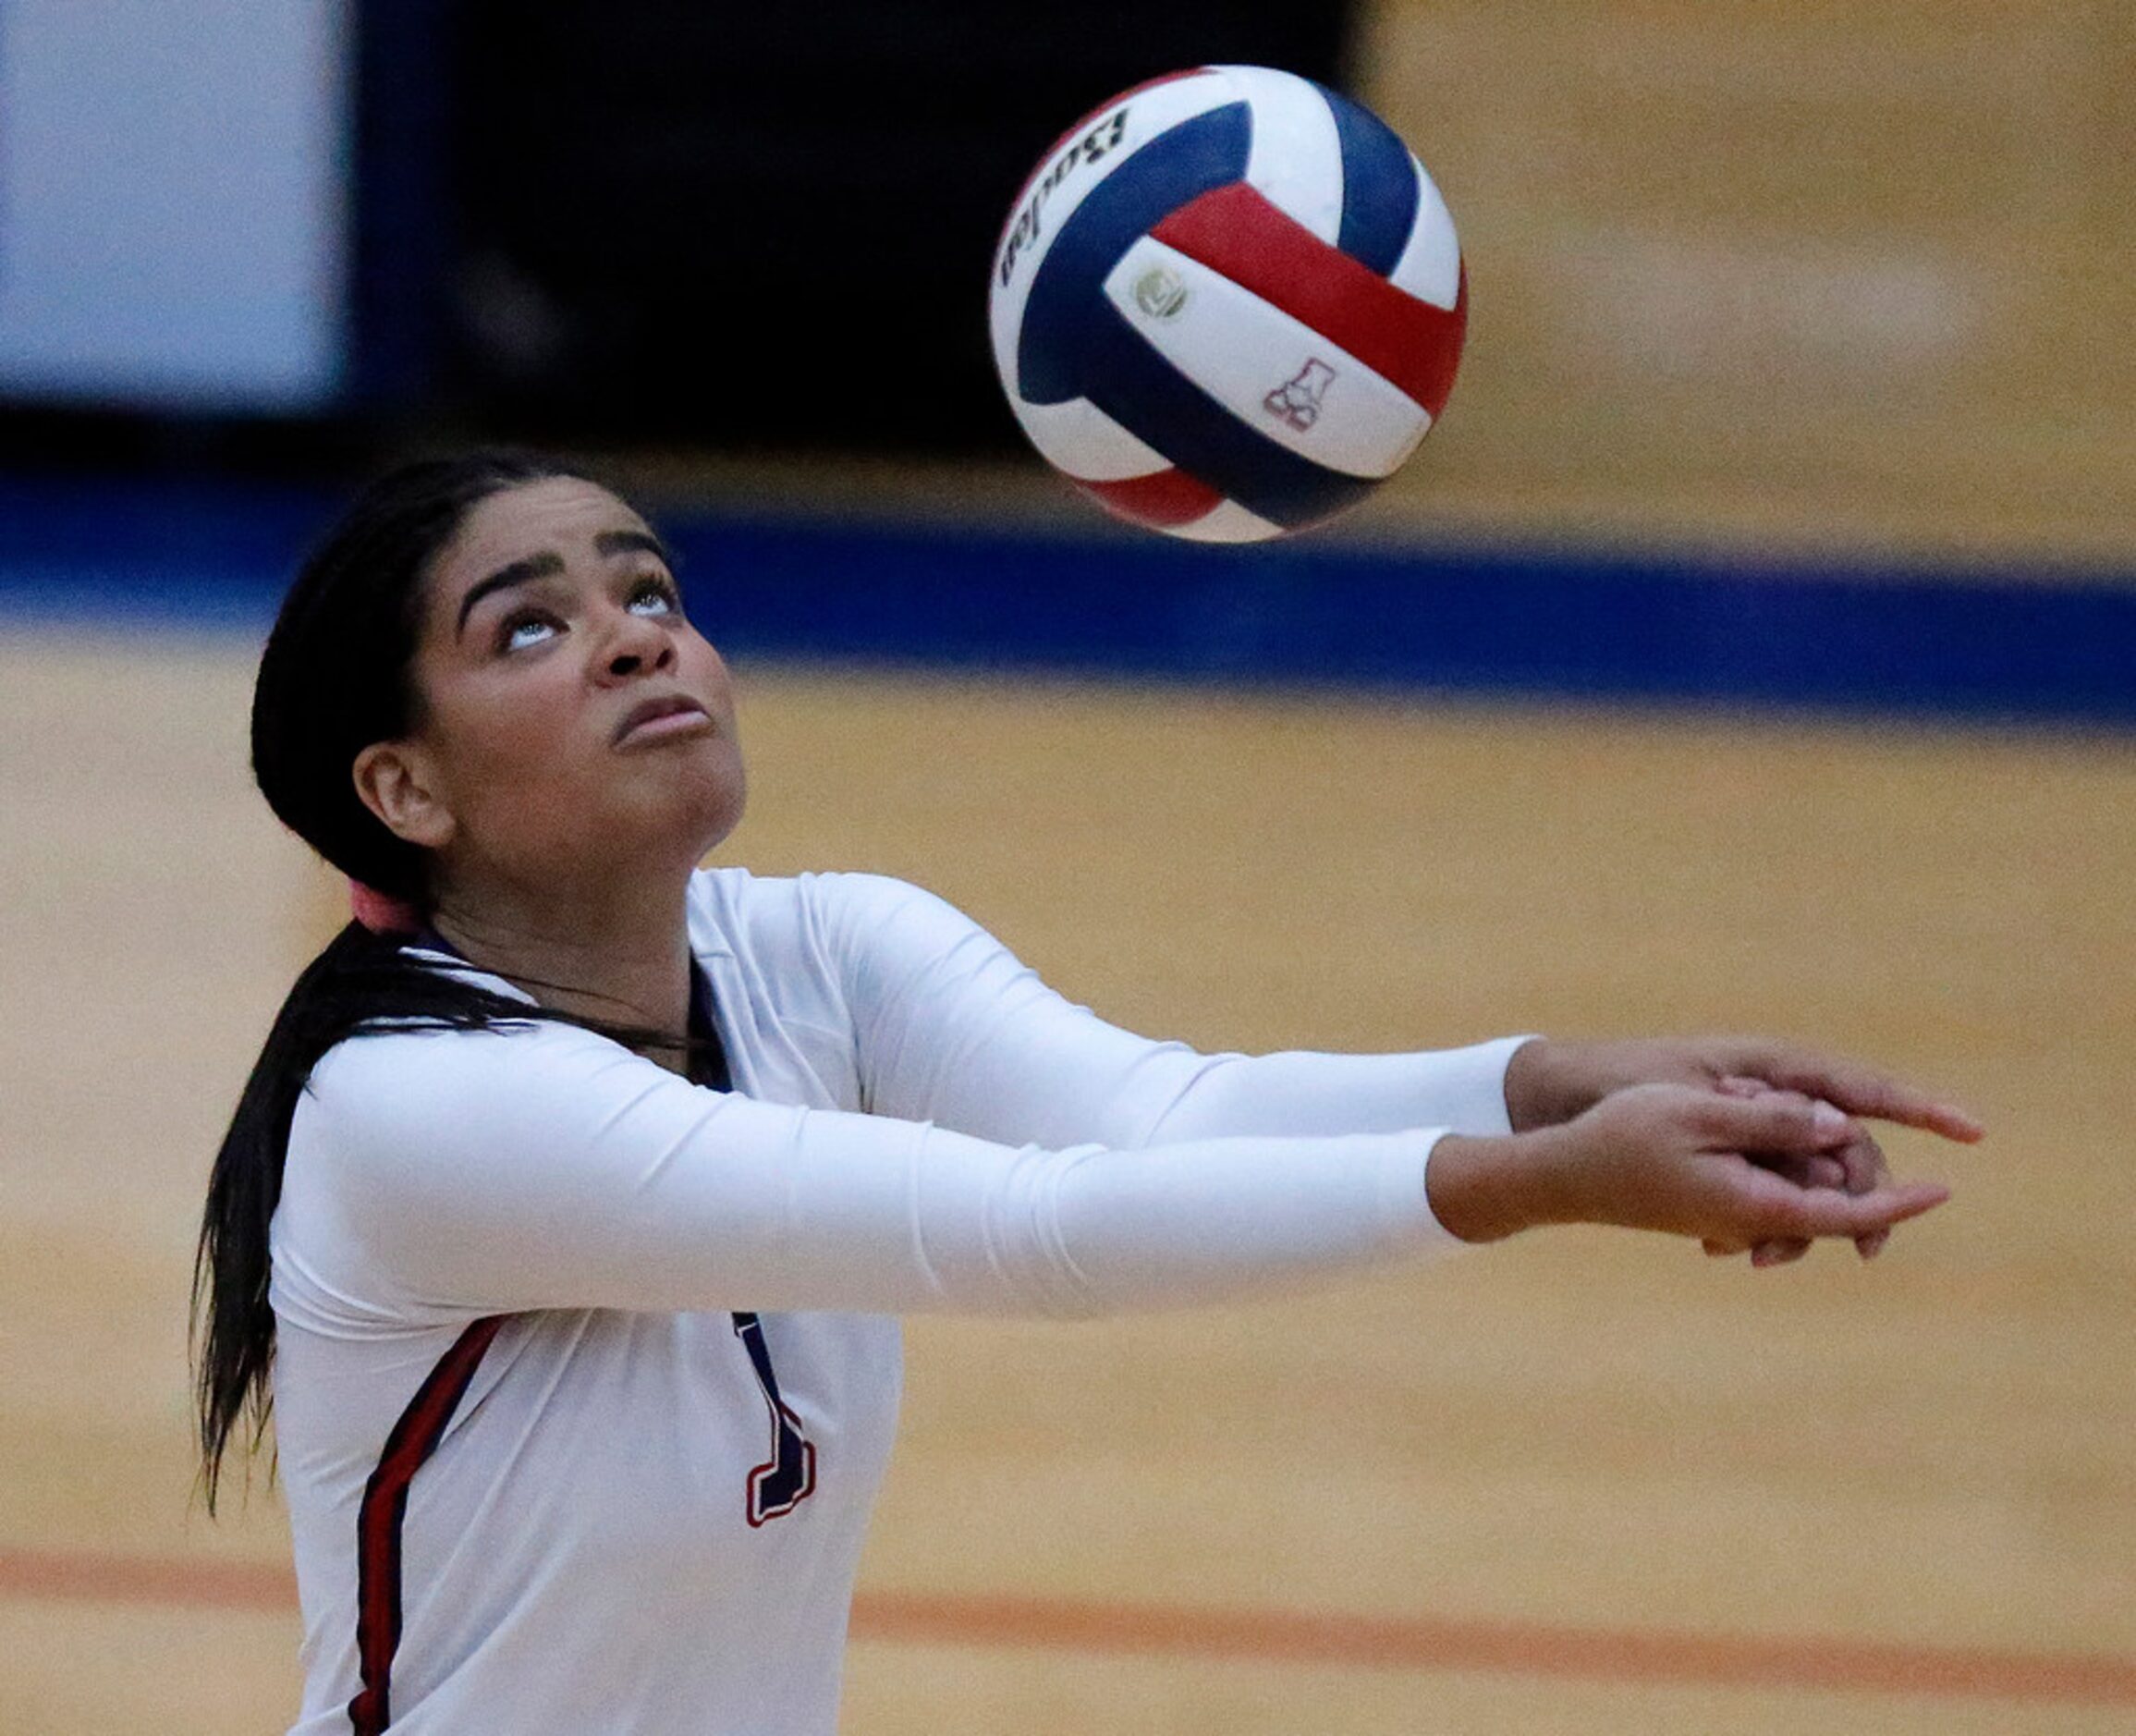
[433,477,652,591]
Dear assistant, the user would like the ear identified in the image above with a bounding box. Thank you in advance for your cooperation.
[352,740,457,851]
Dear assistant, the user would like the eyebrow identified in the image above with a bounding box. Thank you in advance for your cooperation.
[595,527,677,568]
[454,529,678,637]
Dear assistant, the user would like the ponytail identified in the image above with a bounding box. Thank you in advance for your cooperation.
[190,924,542,1508]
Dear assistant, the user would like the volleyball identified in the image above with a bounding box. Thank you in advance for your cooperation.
[988,66,1467,544]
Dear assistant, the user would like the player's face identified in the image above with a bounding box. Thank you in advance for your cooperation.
[397,477,745,889]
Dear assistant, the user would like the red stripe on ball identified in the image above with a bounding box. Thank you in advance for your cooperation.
[1076,468,1227,530]
[1151,182,1468,420]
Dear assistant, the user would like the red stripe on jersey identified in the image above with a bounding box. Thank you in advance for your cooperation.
[1075,468,1227,530]
[1150,182,1470,419]
[348,1316,506,1736]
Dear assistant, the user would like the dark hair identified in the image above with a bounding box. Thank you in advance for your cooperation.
[250,448,580,900]
[195,450,590,1508]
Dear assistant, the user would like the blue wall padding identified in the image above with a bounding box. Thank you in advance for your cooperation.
[0,471,2129,726]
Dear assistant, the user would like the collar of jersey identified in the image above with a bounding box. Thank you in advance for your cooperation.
[394,932,733,1094]
[397,930,540,1007]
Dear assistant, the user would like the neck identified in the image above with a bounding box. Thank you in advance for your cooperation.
[428,863,696,1060]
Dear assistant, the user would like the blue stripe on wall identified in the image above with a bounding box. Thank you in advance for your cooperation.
[0,471,2130,727]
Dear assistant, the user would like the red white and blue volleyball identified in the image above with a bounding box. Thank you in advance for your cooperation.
[988,66,1467,544]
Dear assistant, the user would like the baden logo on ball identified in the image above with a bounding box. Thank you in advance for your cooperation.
[988,66,1467,544]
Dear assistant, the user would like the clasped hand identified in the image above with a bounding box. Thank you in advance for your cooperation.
[1428,1036,1983,1265]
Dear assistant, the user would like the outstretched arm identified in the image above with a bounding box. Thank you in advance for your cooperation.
[286,1019,1476,1325]
[823,877,1977,1253]
[284,1023,1965,1335]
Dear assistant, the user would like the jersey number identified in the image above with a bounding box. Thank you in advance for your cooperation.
[731,1312,816,1525]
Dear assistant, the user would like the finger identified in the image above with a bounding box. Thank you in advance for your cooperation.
[1694,1091,1852,1157]
[1748,1151,1849,1191]
[1751,1177,1951,1241]
[1821,1118,1888,1196]
[1718,1073,1849,1192]
[1809,1154,1849,1190]
[1739,1046,1983,1143]
[1739,1113,1905,1253]
[1830,1122,1896,1256]
[1724,1078,1861,1190]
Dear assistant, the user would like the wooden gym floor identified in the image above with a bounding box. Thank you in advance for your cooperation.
[1,624,2130,1731]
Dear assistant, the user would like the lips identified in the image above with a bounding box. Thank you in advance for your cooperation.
[614,692,711,744]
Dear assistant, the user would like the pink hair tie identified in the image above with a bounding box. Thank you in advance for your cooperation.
[348,879,423,935]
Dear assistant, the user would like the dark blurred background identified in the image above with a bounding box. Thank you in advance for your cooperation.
[436,1,1349,452]
[0,0,1350,468]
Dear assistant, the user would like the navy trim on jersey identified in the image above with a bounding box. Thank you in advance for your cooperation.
[690,963,817,1523]
[686,961,733,1093]
[733,1312,819,1524]
[348,1314,505,1736]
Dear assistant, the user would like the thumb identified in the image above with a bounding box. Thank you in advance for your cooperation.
[1694,1089,1851,1156]
[1743,1173,1951,1240]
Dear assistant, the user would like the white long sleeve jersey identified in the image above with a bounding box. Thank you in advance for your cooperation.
[269,869,1526,1734]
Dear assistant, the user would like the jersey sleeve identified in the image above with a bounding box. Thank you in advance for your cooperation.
[276,1020,1466,1327]
[812,874,1532,1151]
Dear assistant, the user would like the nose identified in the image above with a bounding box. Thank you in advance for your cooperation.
[594,605,677,683]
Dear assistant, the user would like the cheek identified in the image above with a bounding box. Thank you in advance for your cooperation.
[433,667,586,791]
[684,635,737,718]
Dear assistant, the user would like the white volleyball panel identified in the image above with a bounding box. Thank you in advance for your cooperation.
[1102,236,1432,481]
[1009,393,1171,483]
[1386,154,1462,311]
[1167,498,1286,544]
[988,69,1238,384]
[1210,64,1345,244]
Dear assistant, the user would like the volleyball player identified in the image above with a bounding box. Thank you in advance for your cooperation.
[196,452,1978,1733]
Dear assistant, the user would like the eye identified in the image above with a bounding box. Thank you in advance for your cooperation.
[497,609,561,653]
[627,574,683,617]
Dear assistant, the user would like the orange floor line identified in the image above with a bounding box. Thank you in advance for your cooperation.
[5,1547,2131,1706]
[852,1588,2136,1706]
[0,1547,292,1613]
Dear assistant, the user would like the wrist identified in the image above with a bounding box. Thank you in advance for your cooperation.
[1426,1131,1559,1242]
[1503,1035,1576,1132]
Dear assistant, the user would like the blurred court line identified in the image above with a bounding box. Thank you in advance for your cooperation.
[5,1547,2133,1709]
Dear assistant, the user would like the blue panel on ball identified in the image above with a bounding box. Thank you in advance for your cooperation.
[1079,301,1379,530]
[1016,102,1252,406]
[1315,82,1419,276]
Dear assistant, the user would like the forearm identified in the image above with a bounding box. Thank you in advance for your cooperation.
[1140,1036,1535,1146]
[782,1117,1468,1317]
[835,874,1536,1148]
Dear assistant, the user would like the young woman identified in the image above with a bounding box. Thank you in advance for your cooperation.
[198,451,1977,1734]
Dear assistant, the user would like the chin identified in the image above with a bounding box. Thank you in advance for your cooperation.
[622,752,746,865]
